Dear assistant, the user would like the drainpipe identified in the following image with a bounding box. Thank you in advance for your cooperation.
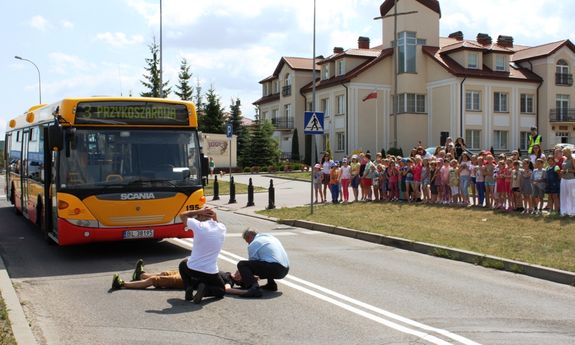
[460,75,467,138]
[536,79,542,137]
[342,83,349,156]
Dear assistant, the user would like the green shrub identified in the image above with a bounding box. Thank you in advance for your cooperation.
[292,162,302,171]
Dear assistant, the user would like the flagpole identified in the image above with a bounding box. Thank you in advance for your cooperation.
[376,91,379,153]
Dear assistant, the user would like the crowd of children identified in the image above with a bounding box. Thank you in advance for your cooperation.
[313,142,575,217]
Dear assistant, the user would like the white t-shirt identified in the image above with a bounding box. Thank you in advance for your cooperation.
[186,218,226,274]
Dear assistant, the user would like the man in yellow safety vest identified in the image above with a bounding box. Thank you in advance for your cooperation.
[528,127,542,154]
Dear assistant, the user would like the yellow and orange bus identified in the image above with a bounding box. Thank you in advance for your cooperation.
[4,97,208,245]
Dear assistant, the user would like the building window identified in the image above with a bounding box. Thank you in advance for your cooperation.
[556,94,570,120]
[261,111,268,121]
[467,53,478,69]
[397,93,425,113]
[494,92,508,112]
[262,83,269,96]
[322,65,330,80]
[273,80,279,94]
[284,104,291,119]
[336,95,345,115]
[272,109,279,122]
[465,91,481,111]
[520,94,534,113]
[556,59,573,86]
[336,132,345,152]
[321,98,329,116]
[336,60,345,76]
[495,55,507,71]
[493,130,508,150]
[465,129,481,150]
[519,131,529,151]
[398,31,417,73]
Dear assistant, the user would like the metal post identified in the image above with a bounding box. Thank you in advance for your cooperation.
[159,0,163,98]
[228,176,237,204]
[246,178,255,207]
[14,56,41,104]
[212,175,220,201]
[267,179,276,210]
[310,0,317,215]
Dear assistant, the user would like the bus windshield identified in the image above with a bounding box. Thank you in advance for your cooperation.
[59,129,201,189]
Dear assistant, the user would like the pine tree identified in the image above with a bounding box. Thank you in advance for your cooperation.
[237,125,252,168]
[140,37,171,98]
[174,58,193,101]
[201,86,226,134]
[229,98,243,135]
[194,78,204,113]
[249,119,280,167]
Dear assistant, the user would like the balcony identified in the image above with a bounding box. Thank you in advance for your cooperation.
[282,85,292,97]
[556,73,573,86]
[271,117,294,129]
[550,108,575,122]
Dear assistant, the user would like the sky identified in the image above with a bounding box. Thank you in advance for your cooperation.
[1,0,575,138]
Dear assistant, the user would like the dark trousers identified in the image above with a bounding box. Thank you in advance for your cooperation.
[178,259,225,298]
[237,260,289,288]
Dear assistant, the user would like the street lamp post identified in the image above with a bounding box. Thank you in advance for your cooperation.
[14,56,42,104]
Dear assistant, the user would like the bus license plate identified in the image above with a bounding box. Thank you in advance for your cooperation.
[123,229,154,239]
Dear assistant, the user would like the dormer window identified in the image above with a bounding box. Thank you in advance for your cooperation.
[467,53,478,69]
[556,59,573,86]
[322,65,330,80]
[495,55,507,71]
[336,60,345,76]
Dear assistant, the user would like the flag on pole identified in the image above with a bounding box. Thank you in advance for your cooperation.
[362,90,378,102]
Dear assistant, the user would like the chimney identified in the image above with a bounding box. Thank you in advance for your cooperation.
[448,31,464,41]
[497,35,514,48]
[333,47,344,54]
[358,36,370,49]
[476,33,492,46]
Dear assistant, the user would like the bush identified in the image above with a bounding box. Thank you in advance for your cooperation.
[243,167,251,173]
[283,164,292,172]
[250,166,260,174]
[260,166,268,173]
[292,162,302,171]
[268,165,277,173]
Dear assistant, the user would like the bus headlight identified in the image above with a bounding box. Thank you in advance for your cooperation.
[67,219,99,228]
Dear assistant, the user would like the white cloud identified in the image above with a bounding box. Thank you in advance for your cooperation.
[48,52,96,74]
[96,32,145,47]
[61,20,74,29]
[29,15,49,31]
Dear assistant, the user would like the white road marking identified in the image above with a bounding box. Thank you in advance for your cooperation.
[226,232,297,238]
[169,238,481,345]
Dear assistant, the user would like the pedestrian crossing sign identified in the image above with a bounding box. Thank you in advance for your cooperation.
[304,111,324,135]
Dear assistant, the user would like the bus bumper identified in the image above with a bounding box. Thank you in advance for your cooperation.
[56,219,193,246]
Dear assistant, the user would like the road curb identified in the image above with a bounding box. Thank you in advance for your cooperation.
[278,219,575,287]
[0,256,39,345]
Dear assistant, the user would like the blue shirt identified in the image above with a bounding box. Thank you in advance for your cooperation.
[248,233,289,268]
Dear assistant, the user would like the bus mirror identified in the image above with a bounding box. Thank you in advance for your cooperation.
[200,154,209,177]
[48,126,63,151]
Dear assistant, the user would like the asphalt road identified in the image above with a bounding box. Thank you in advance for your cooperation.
[1,180,575,344]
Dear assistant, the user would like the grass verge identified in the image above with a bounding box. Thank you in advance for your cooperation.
[267,171,311,182]
[0,295,16,345]
[257,202,575,272]
[203,180,266,196]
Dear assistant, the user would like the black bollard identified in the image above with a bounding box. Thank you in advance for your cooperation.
[246,178,255,207]
[228,176,237,204]
[267,179,275,210]
[212,175,220,201]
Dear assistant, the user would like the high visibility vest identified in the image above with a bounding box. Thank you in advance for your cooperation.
[528,134,542,154]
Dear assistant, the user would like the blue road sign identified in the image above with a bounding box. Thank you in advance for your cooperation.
[226,123,233,138]
[304,111,324,135]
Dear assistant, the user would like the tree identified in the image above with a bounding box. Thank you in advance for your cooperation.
[247,119,280,167]
[237,125,252,168]
[174,58,193,101]
[140,37,171,98]
[194,78,204,113]
[201,86,226,134]
[229,98,243,135]
[291,128,300,161]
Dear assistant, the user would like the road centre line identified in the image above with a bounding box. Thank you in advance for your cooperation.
[169,238,481,345]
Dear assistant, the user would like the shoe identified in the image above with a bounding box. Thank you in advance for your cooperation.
[132,259,145,281]
[111,274,124,290]
[261,281,278,292]
[193,283,206,304]
[241,285,263,298]
[184,287,194,301]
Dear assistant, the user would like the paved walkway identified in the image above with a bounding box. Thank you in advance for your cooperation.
[205,173,314,217]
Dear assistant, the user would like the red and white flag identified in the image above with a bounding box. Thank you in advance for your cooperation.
[362,90,377,102]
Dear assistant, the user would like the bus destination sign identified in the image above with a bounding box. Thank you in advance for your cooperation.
[75,101,190,125]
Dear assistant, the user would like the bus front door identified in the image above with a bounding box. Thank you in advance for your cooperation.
[20,129,30,217]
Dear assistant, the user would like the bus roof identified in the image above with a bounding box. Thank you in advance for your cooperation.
[6,96,197,131]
